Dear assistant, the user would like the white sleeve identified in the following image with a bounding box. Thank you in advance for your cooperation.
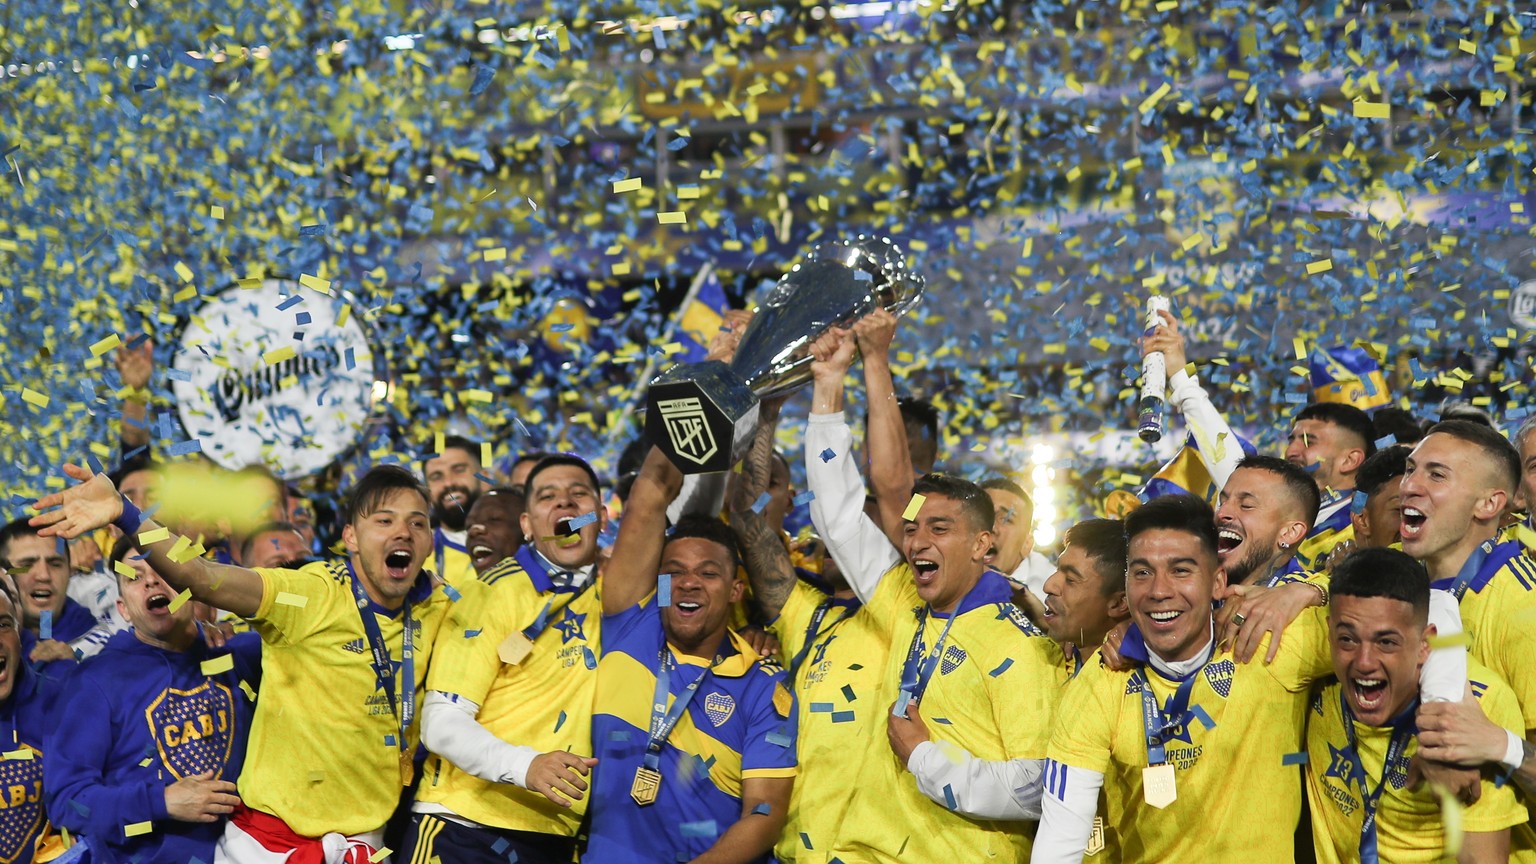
[667,472,727,523]
[67,620,117,660]
[1030,760,1101,864]
[421,691,541,787]
[1420,589,1467,703]
[805,411,901,603]
[1167,369,1242,491]
[907,741,1044,820]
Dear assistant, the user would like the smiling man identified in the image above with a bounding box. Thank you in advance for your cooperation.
[1040,519,1129,677]
[424,435,493,585]
[1305,548,1527,863]
[31,462,451,862]
[46,538,261,864]
[1213,456,1320,588]
[463,487,525,574]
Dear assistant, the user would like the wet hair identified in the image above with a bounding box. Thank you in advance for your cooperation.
[343,465,431,525]
[523,454,602,500]
[1235,454,1321,526]
[1356,445,1411,498]
[1424,419,1521,493]
[911,473,995,533]
[1124,494,1218,559]
[240,521,305,564]
[1371,406,1425,446]
[1295,402,1376,459]
[668,515,742,574]
[1063,518,1127,595]
[0,518,68,569]
[1331,547,1430,625]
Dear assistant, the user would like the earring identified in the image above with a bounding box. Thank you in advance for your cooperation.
[1279,542,1291,550]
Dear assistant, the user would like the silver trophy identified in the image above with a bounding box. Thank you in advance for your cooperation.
[647,236,925,473]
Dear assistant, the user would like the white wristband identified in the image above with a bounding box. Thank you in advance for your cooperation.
[1502,730,1526,773]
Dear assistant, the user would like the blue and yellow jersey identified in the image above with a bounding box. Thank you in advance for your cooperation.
[830,568,1065,864]
[767,581,883,863]
[587,596,797,863]
[244,560,450,837]
[417,555,602,835]
[1306,662,1533,864]
[1049,610,1331,864]
[432,528,474,587]
[1433,541,1536,734]
[1296,494,1354,572]
[0,662,59,864]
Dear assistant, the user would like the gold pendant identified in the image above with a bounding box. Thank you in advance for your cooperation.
[1086,816,1105,856]
[630,765,662,806]
[400,749,416,787]
[1143,763,1176,809]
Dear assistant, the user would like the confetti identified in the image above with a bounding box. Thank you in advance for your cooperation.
[275,592,309,608]
[657,573,672,607]
[167,589,193,613]
[1280,752,1308,766]
[137,527,170,545]
[902,494,927,521]
[124,822,153,837]
[200,654,235,676]
[2,749,32,761]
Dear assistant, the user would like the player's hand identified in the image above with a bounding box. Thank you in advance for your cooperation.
[705,310,755,364]
[808,327,856,382]
[29,640,77,664]
[29,464,123,540]
[738,625,781,661]
[525,752,599,807]
[1140,309,1188,378]
[164,771,241,822]
[116,339,155,391]
[887,702,930,765]
[1319,538,1356,574]
[1218,582,1318,664]
[1100,620,1133,671]
[202,621,237,651]
[1416,692,1510,768]
[852,309,897,363]
[1406,754,1482,807]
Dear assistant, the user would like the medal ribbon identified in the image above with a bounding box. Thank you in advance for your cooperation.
[1132,668,1201,766]
[788,600,856,678]
[1340,692,1418,864]
[643,644,720,772]
[346,561,414,757]
[1437,540,1493,601]
[895,606,959,709]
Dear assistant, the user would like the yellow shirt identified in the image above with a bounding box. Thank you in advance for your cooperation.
[831,567,1065,864]
[244,561,450,837]
[432,529,475,588]
[768,581,884,864]
[1307,662,1533,863]
[1049,610,1331,864]
[1442,541,1536,734]
[416,560,602,834]
[1059,645,1123,862]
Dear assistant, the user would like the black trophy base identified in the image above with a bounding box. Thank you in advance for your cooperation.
[646,361,760,474]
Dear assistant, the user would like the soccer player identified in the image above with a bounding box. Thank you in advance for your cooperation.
[1040,519,1129,678]
[46,538,261,864]
[1513,414,1536,534]
[518,455,608,589]
[805,327,1064,862]
[424,435,492,585]
[1348,445,1410,550]
[31,462,451,862]
[0,519,114,669]
[462,487,525,574]
[1213,455,1320,588]
[0,580,64,864]
[585,446,797,863]
[1305,547,1528,864]
[505,450,554,491]
[982,476,1041,594]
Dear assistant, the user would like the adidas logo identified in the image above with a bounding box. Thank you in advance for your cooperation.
[342,638,366,655]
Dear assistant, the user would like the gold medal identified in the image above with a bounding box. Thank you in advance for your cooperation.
[1086,816,1105,856]
[630,765,662,806]
[1142,763,1176,809]
[400,749,415,787]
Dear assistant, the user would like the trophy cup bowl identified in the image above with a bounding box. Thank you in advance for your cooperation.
[646,236,925,473]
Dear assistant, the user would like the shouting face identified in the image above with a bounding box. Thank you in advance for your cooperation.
[1213,467,1307,586]
[343,488,433,608]
[902,494,992,614]
[2,533,69,629]
[520,464,604,571]
[1329,593,1428,726]
[659,536,743,656]
[466,491,525,573]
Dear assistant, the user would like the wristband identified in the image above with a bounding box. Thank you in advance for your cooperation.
[113,494,144,535]
[1502,729,1526,773]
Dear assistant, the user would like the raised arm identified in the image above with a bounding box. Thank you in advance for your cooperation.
[31,464,264,617]
[603,446,685,615]
[1143,309,1242,490]
[728,401,796,621]
[855,310,911,548]
[116,339,153,454]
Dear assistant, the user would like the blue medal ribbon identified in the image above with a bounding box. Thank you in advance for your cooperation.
[893,607,959,715]
[788,599,857,678]
[1433,540,1495,601]
[1340,692,1418,864]
[345,561,414,757]
[643,643,722,772]
[1132,668,1201,766]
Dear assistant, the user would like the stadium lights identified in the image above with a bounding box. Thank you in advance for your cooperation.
[1030,442,1058,548]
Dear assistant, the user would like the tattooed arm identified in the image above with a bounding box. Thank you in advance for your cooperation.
[728,401,796,621]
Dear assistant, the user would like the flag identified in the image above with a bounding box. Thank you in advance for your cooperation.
[1139,433,1258,504]
[673,269,728,364]
[1309,345,1390,410]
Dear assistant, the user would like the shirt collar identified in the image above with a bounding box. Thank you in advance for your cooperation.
[929,568,1015,620]
[515,544,594,594]
[1121,619,1216,681]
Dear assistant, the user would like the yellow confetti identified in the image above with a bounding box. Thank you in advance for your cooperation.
[276,591,309,607]
[1137,81,1172,115]
[612,177,643,193]
[90,334,122,357]
[1306,259,1333,274]
[137,527,170,545]
[124,822,153,837]
[21,388,48,408]
[210,205,225,220]
[262,346,297,365]
[174,261,195,283]
[903,494,927,521]
[167,589,193,613]
[1352,101,1390,119]
[200,654,235,676]
[369,848,392,863]
[1293,338,1308,359]
[298,273,332,294]
[2,749,32,760]
[657,211,687,224]
[483,247,506,262]
[1457,38,1476,55]
[480,441,492,466]
[240,680,258,701]
[166,536,195,563]
[1427,632,1472,649]
[113,560,138,579]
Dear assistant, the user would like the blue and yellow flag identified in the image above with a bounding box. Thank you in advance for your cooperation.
[674,270,728,363]
[1139,433,1258,505]
[1309,345,1390,410]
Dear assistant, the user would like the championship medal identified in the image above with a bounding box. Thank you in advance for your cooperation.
[631,765,662,806]
[1143,763,1177,809]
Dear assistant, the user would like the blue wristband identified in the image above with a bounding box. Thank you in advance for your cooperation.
[113,494,144,536]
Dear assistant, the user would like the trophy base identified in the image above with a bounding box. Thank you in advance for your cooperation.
[646,361,760,474]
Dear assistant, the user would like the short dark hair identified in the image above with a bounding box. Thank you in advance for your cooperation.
[668,514,741,574]
[1356,445,1411,498]
[1424,419,1521,492]
[514,449,557,474]
[523,454,602,500]
[1295,402,1376,458]
[1440,403,1496,429]
[911,473,994,533]
[1371,406,1425,446]
[900,398,940,468]
[1331,547,1430,625]
[981,477,1033,524]
[1062,518,1127,595]
[1235,454,1321,526]
[1124,494,1218,559]
[240,521,305,563]
[437,435,485,465]
[0,518,67,569]
[109,535,151,586]
[343,465,431,525]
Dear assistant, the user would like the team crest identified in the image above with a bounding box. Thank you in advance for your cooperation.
[1203,660,1235,699]
[703,692,736,727]
[657,397,717,465]
[147,681,238,779]
[0,747,44,864]
[940,645,968,675]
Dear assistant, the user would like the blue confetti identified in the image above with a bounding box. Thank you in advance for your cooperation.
[792,491,816,507]
[1281,752,1308,766]
[657,573,671,607]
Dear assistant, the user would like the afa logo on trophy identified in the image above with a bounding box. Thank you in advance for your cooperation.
[657,397,719,466]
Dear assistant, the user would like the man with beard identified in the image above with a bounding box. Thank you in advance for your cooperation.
[46,538,261,864]
[31,463,451,862]
[1213,455,1320,590]
[462,487,525,574]
[425,436,493,585]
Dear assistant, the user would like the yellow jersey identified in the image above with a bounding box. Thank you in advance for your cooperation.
[1306,662,1533,863]
[432,528,474,587]
[244,560,450,837]
[416,552,602,835]
[1433,541,1536,734]
[1049,609,1331,863]
[768,580,884,863]
[831,567,1066,863]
